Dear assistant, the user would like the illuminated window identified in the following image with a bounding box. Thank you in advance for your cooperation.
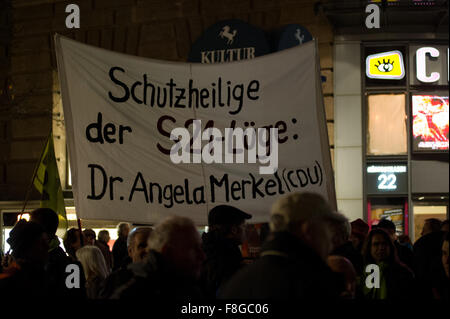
[412,205,447,242]
[367,94,407,155]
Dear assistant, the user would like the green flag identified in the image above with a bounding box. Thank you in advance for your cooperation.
[33,133,68,234]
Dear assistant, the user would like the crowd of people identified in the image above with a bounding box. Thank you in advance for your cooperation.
[0,192,448,301]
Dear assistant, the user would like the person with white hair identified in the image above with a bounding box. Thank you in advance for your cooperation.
[111,216,205,299]
[76,245,110,299]
[220,192,342,299]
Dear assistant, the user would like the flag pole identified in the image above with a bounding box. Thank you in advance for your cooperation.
[21,130,52,214]
[77,218,84,246]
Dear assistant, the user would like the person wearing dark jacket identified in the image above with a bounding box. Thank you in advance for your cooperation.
[31,208,86,299]
[359,228,415,300]
[219,192,342,299]
[201,205,252,298]
[96,230,113,271]
[111,216,205,299]
[414,229,447,298]
[328,211,364,275]
[0,220,52,299]
[112,223,130,270]
[430,231,449,300]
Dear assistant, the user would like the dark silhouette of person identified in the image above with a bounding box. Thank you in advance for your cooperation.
[112,223,130,270]
[350,218,369,254]
[83,228,96,246]
[413,218,446,298]
[200,205,252,298]
[63,228,84,261]
[96,230,113,271]
[219,192,342,299]
[0,220,51,298]
[31,208,86,299]
[441,219,449,233]
[420,218,442,237]
[328,211,364,275]
[430,231,449,299]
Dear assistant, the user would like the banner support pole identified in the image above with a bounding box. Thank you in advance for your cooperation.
[77,218,84,246]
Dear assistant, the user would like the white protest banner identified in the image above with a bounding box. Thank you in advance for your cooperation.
[55,35,336,225]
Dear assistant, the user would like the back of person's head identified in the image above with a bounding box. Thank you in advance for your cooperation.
[270,192,341,260]
[30,208,59,237]
[376,218,396,232]
[149,217,196,253]
[270,192,334,232]
[83,229,96,244]
[75,245,109,281]
[63,228,81,258]
[350,218,369,250]
[441,220,449,233]
[375,218,397,241]
[148,216,205,279]
[98,230,110,243]
[7,220,49,265]
[327,211,351,250]
[422,218,442,236]
[117,222,131,238]
[362,228,398,265]
[350,218,369,238]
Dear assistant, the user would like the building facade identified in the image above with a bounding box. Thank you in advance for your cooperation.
[0,0,448,250]
[0,0,336,248]
[325,0,449,241]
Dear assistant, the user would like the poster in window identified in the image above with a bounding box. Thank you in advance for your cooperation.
[412,95,449,152]
[370,206,405,236]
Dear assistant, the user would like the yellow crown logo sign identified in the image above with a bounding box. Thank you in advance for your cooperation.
[366,50,405,80]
